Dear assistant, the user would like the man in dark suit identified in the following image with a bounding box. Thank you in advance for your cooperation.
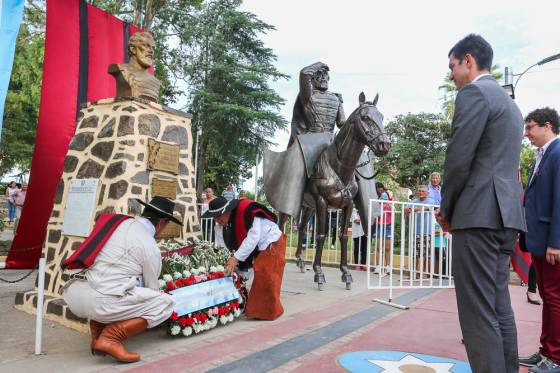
[519,108,560,373]
[435,34,526,373]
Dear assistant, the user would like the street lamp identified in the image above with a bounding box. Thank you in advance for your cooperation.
[506,52,560,98]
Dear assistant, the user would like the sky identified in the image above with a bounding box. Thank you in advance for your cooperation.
[237,0,560,193]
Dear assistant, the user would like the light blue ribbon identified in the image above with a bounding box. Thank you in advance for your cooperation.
[0,0,25,141]
[171,277,241,316]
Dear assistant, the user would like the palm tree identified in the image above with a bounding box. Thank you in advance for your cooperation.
[439,64,503,121]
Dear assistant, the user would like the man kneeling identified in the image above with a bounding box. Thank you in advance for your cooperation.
[203,196,286,320]
[63,197,181,362]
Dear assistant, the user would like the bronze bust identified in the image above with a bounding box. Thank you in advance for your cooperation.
[108,32,161,102]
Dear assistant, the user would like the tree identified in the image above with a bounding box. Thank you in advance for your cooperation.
[0,2,45,176]
[520,142,536,187]
[180,0,288,193]
[2,0,287,188]
[438,64,503,120]
[60,0,288,192]
[377,113,451,189]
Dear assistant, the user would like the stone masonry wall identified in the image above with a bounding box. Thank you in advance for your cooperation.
[15,98,199,329]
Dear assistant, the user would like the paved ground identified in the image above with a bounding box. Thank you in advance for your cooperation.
[0,260,542,373]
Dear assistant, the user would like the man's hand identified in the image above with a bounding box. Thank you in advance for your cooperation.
[225,256,239,276]
[435,208,451,233]
[546,247,560,265]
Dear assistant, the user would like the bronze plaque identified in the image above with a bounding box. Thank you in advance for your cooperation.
[151,178,177,199]
[157,220,182,239]
[147,138,180,174]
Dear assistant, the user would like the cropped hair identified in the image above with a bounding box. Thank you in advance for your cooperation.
[525,107,560,135]
[448,34,493,71]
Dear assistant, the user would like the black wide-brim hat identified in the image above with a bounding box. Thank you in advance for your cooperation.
[136,196,183,226]
[201,196,239,219]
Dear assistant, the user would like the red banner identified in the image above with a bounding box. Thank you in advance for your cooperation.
[6,0,147,269]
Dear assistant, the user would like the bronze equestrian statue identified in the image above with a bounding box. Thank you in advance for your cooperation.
[264,66,390,290]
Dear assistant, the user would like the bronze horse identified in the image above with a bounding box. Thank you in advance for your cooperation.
[282,92,390,290]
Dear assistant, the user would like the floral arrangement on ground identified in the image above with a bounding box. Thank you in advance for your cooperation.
[159,239,247,337]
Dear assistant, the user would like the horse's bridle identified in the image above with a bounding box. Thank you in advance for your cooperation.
[334,104,384,171]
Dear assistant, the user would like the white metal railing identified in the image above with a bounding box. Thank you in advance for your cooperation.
[367,199,454,306]
[200,209,360,266]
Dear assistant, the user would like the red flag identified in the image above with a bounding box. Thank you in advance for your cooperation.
[6,0,149,269]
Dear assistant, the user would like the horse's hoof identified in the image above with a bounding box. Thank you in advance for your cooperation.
[345,283,352,290]
[318,283,324,291]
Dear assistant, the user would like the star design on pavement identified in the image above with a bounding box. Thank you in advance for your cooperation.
[368,354,455,372]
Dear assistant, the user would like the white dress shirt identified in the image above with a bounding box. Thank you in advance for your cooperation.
[215,217,281,261]
[530,137,557,184]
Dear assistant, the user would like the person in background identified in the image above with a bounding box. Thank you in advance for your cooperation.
[200,186,216,241]
[11,183,27,232]
[519,107,560,372]
[222,183,236,201]
[374,182,392,274]
[405,186,436,278]
[427,172,442,205]
[5,181,18,222]
[351,207,366,269]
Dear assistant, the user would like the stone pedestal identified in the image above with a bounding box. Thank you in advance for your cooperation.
[15,98,200,330]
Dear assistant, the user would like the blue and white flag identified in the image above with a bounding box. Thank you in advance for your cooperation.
[0,0,25,141]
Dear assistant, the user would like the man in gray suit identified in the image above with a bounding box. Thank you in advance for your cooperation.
[435,34,526,373]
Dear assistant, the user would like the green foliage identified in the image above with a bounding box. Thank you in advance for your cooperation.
[0,2,45,176]
[2,0,287,189]
[377,113,451,189]
[181,0,288,192]
[520,142,536,187]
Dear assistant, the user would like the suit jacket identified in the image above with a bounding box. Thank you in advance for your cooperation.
[440,75,526,232]
[524,138,560,256]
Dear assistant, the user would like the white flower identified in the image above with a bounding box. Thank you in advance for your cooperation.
[209,266,217,273]
[216,265,225,272]
[220,316,228,325]
[182,270,191,278]
[182,327,193,336]
[191,268,199,275]
[238,297,244,304]
[162,274,173,282]
[198,266,207,274]
[170,325,181,335]
[173,272,183,280]
[228,314,234,322]
[158,279,166,289]
[193,324,201,334]
[204,322,211,330]
[234,309,241,317]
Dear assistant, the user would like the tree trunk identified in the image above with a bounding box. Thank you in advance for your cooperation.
[196,135,208,196]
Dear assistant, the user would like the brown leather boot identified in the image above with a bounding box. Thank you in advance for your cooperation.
[93,318,148,363]
[89,320,107,355]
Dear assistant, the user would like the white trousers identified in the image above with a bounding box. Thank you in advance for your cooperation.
[63,280,174,328]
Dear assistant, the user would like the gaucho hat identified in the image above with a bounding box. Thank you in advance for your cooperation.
[135,196,183,225]
[201,196,239,219]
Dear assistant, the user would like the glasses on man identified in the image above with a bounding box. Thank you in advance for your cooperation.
[524,123,540,131]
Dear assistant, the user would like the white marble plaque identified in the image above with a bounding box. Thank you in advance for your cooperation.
[62,179,99,237]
